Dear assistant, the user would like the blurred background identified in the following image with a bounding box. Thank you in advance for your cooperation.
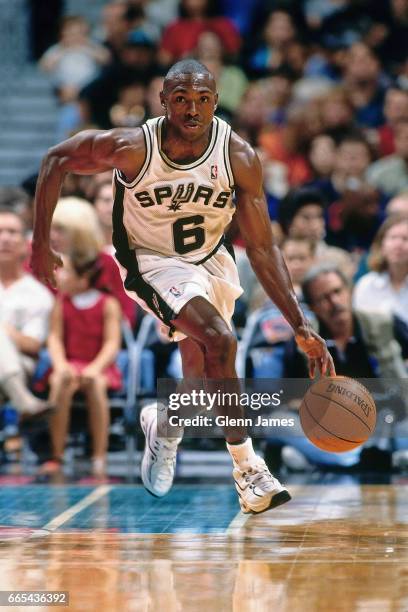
[0,0,408,482]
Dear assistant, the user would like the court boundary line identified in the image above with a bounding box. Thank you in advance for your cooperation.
[225,510,250,535]
[40,485,112,532]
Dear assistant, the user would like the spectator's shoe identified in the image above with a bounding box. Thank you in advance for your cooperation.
[140,403,181,497]
[2,373,51,416]
[37,458,63,476]
[392,450,408,471]
[359,446,392,472]
[233,457,291,514]
[35,459,66,484]
[91,456,107,479]
[281,445,313,472]
[24,400,54,417]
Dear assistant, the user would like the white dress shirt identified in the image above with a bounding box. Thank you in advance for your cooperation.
[0,274,54,343]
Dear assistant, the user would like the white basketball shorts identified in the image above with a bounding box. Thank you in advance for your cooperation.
[115,245,243,341]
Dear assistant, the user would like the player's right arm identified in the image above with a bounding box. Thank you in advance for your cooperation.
[31,128,145,286]
[230,131,335,378]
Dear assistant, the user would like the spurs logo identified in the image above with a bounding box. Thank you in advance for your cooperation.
[167,183,195,211]
[167,202,182,212]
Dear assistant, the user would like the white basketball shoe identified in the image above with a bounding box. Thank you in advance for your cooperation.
[140,403,182,497]
[233,457,291,514]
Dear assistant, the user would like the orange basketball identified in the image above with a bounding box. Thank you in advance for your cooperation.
[299,376,376,452]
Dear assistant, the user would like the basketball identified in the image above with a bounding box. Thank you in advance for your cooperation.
[299,376,376,452]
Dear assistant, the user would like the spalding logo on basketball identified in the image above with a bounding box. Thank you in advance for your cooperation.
[299,376,377,452]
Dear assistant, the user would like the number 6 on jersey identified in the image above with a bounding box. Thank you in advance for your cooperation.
[173,215,205,254]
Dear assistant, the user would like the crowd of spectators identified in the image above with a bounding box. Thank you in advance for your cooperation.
[1,0,408,476]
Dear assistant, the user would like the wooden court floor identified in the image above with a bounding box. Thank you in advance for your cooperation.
[0,481,407,611]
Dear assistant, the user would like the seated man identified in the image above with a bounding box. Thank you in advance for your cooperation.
[275,263,407,469]
[0,208,54,415]
[285,263,407,379]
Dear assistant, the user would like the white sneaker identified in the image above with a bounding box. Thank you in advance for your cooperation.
[233,457,291,514]
[140,403,181,497]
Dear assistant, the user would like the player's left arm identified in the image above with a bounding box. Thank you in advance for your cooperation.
[230,132,335,377]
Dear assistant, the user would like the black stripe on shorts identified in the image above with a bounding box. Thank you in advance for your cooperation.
[112,181,176,326]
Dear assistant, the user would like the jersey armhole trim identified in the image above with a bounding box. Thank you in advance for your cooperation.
[223,124,234,190]
[114,124,152,188]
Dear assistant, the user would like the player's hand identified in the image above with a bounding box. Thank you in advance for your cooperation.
[295,325,336,379]
[30,245,63,288]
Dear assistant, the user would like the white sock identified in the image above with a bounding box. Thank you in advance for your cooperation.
[227,437,258,469]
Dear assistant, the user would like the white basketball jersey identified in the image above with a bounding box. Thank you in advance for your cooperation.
[113,116,235,263]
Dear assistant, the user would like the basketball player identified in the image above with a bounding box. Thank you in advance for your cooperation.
[30,60,335,514]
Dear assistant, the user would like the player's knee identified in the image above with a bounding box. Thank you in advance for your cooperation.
[204,328,236,363]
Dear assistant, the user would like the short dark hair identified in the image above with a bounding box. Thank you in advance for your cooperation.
[0,206,26,233]
[163,60,212,91]
[21,173,38,198]
[179,0,218,18]
[93,180,113,202]
[59,15,88,36]
[302,263,349,306]
[281,236,316,255]
[0,187,29,210]
[337,132,373,159]
[278,188,326,234]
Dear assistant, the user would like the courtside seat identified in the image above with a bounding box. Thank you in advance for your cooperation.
[133,314,181,399]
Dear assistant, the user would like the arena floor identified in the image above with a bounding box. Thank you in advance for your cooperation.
[0,479,407,611]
